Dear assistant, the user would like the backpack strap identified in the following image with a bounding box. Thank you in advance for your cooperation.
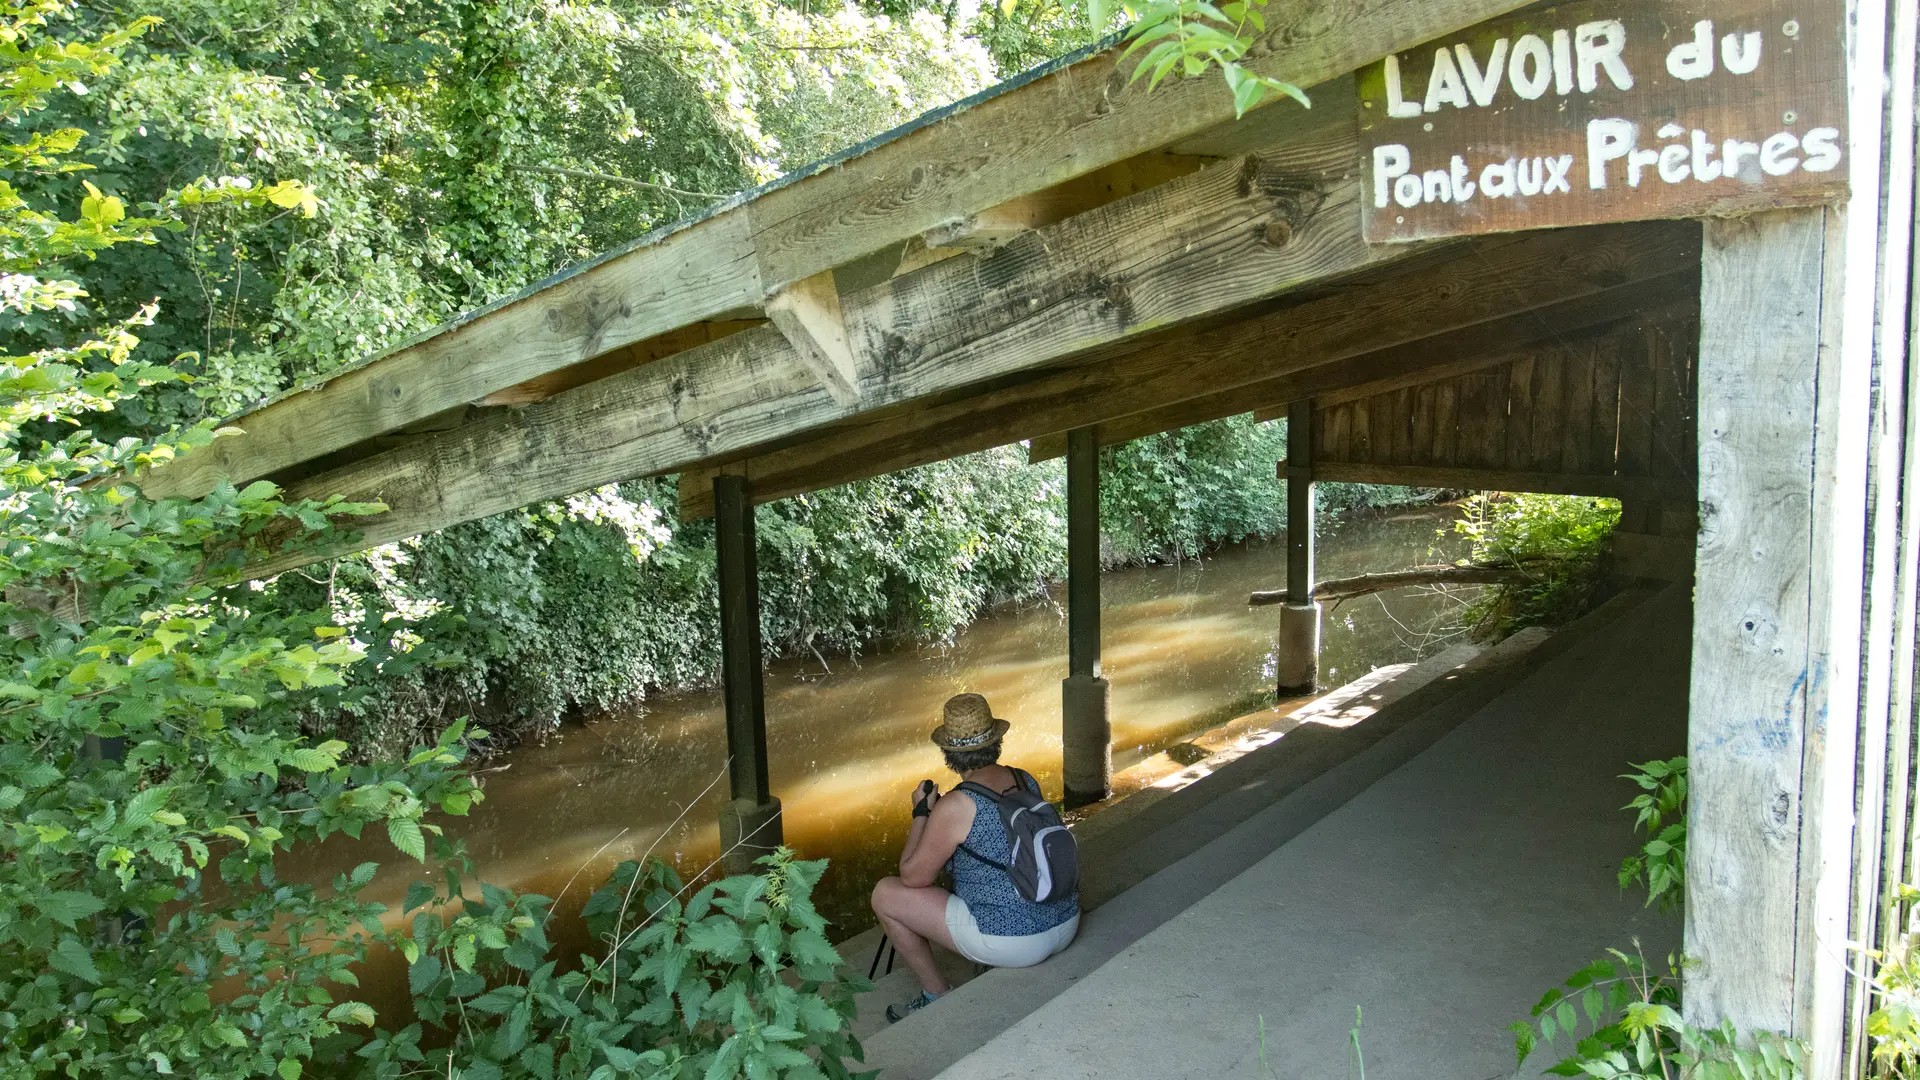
[953,842,1008,871]
[951,781,1011,871]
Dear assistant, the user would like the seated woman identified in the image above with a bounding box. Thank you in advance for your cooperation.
[869,693,1081,1022]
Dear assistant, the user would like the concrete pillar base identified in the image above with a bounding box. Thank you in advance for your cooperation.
[719,795,784,876]
[1062,674,1112,809]
[1277,601,1322,697]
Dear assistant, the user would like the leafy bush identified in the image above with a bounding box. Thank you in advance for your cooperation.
[354,848,871,1080]
[1618,757,1687,912]
[1513,948,1805,1079]
[1454,492,1621,639]
[1099,414,1287,565]
[0,6,480,1075]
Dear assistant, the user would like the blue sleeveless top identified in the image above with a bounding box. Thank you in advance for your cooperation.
[946,771,1079,937]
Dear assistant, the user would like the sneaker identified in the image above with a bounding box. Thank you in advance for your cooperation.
[886,991,939,1023]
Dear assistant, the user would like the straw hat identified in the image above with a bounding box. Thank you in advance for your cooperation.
[930,693,1011,750]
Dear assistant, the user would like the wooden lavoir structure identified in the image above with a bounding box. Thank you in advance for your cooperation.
[136,0,1915,1071]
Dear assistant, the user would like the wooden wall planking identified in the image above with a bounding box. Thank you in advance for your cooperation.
[1309,306,1698,501]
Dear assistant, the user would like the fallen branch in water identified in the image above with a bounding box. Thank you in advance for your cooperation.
[1248,563,1539,606]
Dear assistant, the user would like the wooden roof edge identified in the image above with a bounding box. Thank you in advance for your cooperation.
[201,33,1128,429]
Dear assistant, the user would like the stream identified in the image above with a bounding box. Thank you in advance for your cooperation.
[292,505,1476,1010]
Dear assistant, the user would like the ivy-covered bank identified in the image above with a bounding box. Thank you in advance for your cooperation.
[282,417,1315,761]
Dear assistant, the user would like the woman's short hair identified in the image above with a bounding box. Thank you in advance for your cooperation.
[942,739,1003,774]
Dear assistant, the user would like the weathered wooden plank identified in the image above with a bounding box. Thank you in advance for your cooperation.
[1504,355,1534,472]
[1617,323,1658,478]
[1409,384,1436,466]
[1530,348,1565,473]
[478,319,766,407]
[247,158,1412,572]
[1590,333,1623,474]
[1350,394,1374,462]
[140,212,764,500]
[1328,402,1351,461]
[1685,209,1827,1034]
[1311,460,1692,501]
[1650,312,1696,482]
[1432,381,1459,465]
[1022,230,1699,463]
[1562,338,1596,475]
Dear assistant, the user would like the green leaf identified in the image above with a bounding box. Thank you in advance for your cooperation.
[388,817,425,861]
[50,935,100,984]
[685,916,748,962]
[277,1059,302,1080]
[408,954,443,995]
[36,890,106,927]
[349,861,378,887]
[327,1001,376,1026]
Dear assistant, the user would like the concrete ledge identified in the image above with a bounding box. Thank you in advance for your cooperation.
[856,590,1656,1078]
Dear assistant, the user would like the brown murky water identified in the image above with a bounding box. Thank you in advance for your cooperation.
[293,507,1474,1008]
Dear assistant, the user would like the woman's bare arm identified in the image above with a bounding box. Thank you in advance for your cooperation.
[900,792,973,888]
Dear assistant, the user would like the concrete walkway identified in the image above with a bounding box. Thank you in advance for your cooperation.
[927,584,1689,1080]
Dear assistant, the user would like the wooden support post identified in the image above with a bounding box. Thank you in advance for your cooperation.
[713,474,782,873]
[1686,209,1829,1038]
[1062,427,1111,808]
[1278,400,1321,696]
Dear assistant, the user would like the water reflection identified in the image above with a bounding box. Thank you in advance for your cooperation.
[294,507,1472,1004]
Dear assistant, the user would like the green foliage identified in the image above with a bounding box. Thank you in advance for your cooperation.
[292,419,1298,755]
[1511,947,1806,1080]
[25,0,996,436]
[356,847,872,1080]
[0,5,485,1075]
[1099,415,1287,564]
[1858,883,1920,1076]
[1102,0,1307,116]
[1452,492,1621,640]
[1618,757,1687,911]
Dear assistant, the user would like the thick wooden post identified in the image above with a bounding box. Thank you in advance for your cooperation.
[1062,427,1111,808]
[1278,400,1321,695]
[1687,209,1835,1041]
[713,474,782,873]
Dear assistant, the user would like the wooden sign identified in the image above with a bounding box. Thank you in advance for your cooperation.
[1358,0,1847,242]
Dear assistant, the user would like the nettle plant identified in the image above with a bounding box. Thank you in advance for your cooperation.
[355,849,872,1080]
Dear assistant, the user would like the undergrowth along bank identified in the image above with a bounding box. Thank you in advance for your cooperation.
[280,417,1438,761]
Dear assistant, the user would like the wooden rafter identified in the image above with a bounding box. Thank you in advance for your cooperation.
[675,221,1700,520]
[136,0,1537,502]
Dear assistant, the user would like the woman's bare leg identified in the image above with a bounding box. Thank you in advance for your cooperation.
[870,877,961,996]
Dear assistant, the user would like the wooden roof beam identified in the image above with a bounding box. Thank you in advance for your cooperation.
[136,0,1535,501]
[675,221,1700,520]
[241,132,1408,577]
[1024,265,1701,462]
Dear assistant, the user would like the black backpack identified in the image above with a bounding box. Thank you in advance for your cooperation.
[955,768,1079,904]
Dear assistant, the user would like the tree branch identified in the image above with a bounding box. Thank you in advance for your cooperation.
[1248,563,1539,606]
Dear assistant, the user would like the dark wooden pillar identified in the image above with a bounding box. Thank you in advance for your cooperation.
[1277,400,1321,696]
[1062,427,1111,808]
[713,473,781,872]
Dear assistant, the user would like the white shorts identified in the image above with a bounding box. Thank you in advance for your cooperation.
[944,894,1080,968]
